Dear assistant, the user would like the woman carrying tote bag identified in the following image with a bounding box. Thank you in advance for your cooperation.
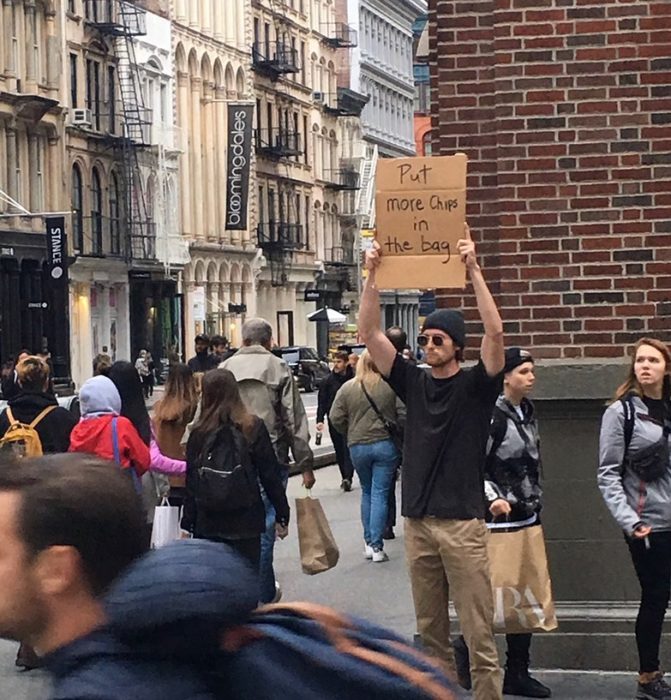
[329,350,404,564]
[453,348,553,698]
[598,337,671,700]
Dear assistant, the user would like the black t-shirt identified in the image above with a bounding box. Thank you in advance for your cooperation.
[386,355,502,520]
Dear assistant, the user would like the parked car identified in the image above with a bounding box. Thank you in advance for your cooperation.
[337,343,366,356]
[275,346,330,393]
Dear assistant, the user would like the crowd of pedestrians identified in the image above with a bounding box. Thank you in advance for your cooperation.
[0,225,668,700]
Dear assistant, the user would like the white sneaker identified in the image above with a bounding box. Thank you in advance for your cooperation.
[372,549,389,563]
[364,544,374,559]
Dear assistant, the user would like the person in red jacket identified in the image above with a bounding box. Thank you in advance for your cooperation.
[69,375,150,484]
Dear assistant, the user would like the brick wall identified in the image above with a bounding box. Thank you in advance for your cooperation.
[429,0,671,359]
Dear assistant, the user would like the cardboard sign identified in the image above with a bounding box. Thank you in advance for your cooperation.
[374,154,467,289]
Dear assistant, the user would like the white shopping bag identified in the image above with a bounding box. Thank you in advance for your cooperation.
[150,497,181,549]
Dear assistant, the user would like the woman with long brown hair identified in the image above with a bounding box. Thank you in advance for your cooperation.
[152,363,198,461]
[598,338,671,700]
[182,369,290,572]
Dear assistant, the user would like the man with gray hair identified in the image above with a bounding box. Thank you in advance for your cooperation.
[221,318,315,603]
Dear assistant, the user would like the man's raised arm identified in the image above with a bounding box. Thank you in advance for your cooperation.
[358,243,397,378]
[457,225,504,377]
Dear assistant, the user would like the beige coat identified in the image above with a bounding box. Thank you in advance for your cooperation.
[221,346,314,470]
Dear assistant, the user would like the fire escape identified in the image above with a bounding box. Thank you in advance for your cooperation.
[252,0,303,287]
[317,21,367,295]
[84,0,153,265]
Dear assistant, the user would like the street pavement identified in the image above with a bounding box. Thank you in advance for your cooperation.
[0,399,639,698]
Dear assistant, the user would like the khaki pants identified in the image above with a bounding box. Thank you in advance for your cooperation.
[405,517,502,700]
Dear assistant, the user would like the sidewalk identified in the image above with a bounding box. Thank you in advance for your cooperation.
[275,464,638,700]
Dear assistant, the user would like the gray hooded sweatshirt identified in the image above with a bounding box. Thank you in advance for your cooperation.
[598,394,671,535]
[79,376,122,417]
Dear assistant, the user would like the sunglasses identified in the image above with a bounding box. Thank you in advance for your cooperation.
[417,334,448,347]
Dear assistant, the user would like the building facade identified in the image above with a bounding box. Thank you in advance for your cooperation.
[65,0,184,387]
[347,0,426,342]
[252,0,365,352]
[413,13,430,157]
[0,0,70,380]
[173,0,259,354]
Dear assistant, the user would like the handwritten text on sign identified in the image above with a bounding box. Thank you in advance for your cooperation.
[374,154,468,290]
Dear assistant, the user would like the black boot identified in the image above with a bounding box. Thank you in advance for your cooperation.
[504,634,551,698]
[452,635,471,691]
[503,667,551,698]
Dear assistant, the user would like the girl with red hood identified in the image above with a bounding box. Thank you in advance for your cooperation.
[69,375,150,482]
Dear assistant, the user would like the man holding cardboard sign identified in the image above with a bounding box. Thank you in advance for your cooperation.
[358,208,505,699]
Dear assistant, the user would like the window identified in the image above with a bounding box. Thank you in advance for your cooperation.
[303,114,308,164]
[295,193,301,244]
[109,172,121,254]
[86,59,101,130]
[160,83,167,124]
[268,189,276,225]
[72,165,84,253]
[107,65,116,133]
[423,132,432,156]
[10,4,18,77]
[34,12,42,83]
[13,133,22,203]
[70,54,78,108]
[300,41,306,85]
[35,137,44,211]
[258,184,265,224]
[293,112,299,161]
[264,23,271,58]
[68,0,76,13]
[305,196,310,248]
[91,167,103,255]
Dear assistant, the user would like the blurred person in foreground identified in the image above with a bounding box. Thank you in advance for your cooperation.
[0,454,220,699]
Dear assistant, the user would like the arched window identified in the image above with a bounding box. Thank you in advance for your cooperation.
[423,131,433,156]
[72,164,84,253]
[109,172,121,255]
[91,167,103,255]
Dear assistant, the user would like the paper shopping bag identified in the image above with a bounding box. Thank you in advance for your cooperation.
[150,497,181,549]
[295,494,339,575]
[487,525,558,634]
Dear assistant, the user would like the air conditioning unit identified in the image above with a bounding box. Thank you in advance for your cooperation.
[313,91,324,103]
[71,108,92,126]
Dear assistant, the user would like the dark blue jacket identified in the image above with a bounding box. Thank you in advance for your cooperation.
[46,539,462,700]
[44,540,258,700]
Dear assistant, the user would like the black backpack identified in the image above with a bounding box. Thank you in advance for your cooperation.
[195,424,258,514]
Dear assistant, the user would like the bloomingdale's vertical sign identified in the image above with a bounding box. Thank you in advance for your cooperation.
[225,103,254,231]
[46,216,68,289]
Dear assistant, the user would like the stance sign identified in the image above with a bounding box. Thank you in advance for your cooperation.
[46,216,68,283]
[225,103,254,231]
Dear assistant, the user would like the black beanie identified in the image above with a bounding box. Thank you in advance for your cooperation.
[421,310,466,349]
[504,347,534,374]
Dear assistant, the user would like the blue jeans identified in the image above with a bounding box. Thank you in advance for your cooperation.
[259,466,289,604]
[349,439,400,550]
